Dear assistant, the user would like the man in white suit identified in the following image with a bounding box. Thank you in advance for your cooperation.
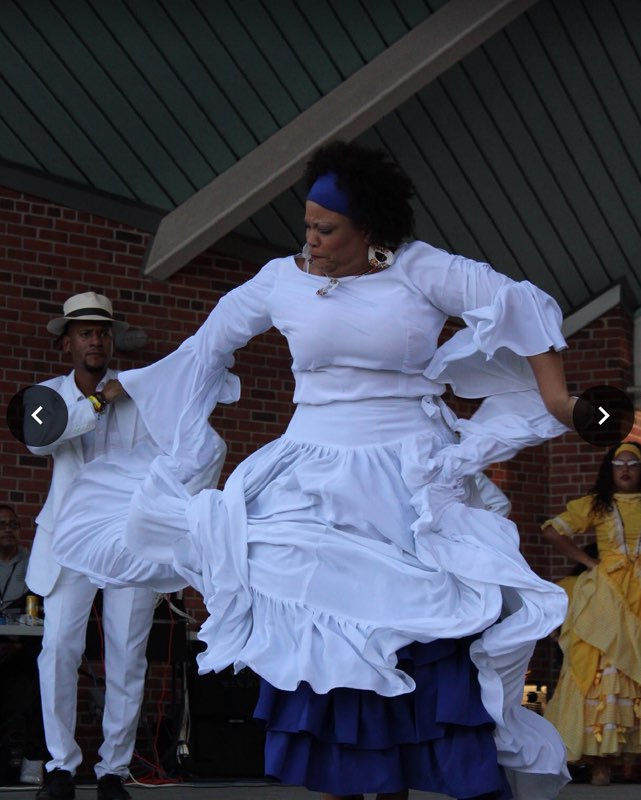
[26,293,158,800]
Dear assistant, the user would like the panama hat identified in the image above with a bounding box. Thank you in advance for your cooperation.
[47,291,129,336]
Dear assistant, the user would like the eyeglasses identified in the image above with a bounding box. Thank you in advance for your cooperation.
[611,460,641,468]
[0,520,19,529]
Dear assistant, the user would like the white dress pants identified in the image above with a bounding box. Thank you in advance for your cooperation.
[38,567,156,777]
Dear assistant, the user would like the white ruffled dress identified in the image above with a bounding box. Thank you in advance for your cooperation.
[54,241,571,798]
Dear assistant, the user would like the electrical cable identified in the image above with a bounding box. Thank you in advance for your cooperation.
[131,595,186,785]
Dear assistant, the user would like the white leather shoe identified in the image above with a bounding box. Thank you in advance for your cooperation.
[20,757,44,785]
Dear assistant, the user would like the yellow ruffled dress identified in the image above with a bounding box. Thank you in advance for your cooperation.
[543,493,641,761]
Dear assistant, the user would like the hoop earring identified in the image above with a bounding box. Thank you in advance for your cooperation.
[367,245,395,271]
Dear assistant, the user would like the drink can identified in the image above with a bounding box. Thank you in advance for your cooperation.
[26,595,39,618]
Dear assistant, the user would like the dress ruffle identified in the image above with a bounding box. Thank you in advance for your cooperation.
[255,639,512,798]
[51,441,189,591]
[462,280,566,360]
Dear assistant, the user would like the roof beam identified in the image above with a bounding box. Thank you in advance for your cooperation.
[144,0,539,279]
[0,159,164,233]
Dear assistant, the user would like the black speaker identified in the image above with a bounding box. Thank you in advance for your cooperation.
[184,645,265,777]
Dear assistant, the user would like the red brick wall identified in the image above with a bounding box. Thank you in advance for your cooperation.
[546,307,634,575]
[1,186,638,770]
[0,186,295,776]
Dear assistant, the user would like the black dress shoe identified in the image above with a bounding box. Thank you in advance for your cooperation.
[96,774,132,800]
[36,769,75,799]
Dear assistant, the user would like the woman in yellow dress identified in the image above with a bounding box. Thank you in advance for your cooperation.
[542,441,641,786]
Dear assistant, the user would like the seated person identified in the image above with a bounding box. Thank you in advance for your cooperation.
[0,503,29,616]
[0,504,48,785]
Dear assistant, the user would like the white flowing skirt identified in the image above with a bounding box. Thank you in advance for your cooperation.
[54,395,569,798]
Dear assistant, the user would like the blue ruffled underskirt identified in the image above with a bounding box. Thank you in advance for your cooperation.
[254,637,513,798]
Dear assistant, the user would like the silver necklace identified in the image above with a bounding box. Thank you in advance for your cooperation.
[312,263,390,297]
[302,244,395,296]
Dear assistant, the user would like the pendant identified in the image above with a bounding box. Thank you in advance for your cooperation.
[316,278,339,297]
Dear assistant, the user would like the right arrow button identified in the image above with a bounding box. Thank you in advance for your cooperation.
[574,385,634,447]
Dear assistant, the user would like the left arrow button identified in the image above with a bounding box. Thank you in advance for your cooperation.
[6,385,69,446]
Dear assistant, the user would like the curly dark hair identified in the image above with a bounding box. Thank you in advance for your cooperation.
[590,440,641,515]
[303,140,415,248]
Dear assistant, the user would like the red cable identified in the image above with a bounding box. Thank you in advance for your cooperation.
[92,600,105,663]
[134,598,183,784]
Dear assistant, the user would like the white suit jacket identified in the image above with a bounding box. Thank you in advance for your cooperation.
[25,369,153,596]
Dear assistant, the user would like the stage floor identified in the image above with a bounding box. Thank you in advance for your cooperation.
[0,779,640,799]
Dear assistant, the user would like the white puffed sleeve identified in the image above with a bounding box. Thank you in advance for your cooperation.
[50,261,281,589]
[404,242,566,367]
[119,259,279,480]
[404,242,571,478]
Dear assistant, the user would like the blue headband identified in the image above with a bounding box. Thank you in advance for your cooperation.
[306,172,357,219]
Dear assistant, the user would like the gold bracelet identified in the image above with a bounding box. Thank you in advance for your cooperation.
[87,394,104,414]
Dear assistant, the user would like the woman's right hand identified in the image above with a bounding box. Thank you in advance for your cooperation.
[101,379,128,404]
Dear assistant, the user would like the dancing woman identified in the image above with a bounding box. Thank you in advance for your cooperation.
[55,141,575,799]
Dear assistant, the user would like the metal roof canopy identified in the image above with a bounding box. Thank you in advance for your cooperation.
[142,0,538,280]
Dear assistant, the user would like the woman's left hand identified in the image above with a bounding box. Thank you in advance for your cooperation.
[545,395,577,429]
